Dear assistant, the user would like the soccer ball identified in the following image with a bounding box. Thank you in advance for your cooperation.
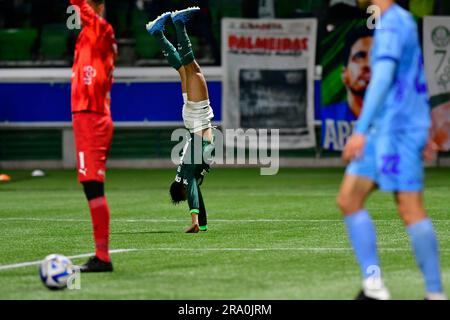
[39,254,74,290]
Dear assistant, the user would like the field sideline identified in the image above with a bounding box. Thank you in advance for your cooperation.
[0,168,449,299]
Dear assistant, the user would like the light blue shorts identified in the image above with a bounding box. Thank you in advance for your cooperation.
[375,130,428,192]
[345,133,377,182]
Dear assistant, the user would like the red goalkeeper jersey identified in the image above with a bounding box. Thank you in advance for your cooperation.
[71,0,117,114]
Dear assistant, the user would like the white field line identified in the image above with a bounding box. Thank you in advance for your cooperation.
[0,218,344,223]
[1,217,450,223]
[133,247,450,253]
[4,246,450,271]
[0,249,137,271]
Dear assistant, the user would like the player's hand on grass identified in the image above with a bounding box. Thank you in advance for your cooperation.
[342,133,366,163]
[423,137,439,162]
[185,223,200,233]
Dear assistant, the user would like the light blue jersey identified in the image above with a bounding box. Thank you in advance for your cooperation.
[350,4,431,191]
[343,6,444,296]
[370,3,430,133]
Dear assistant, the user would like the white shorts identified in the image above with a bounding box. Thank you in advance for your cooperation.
[182,99,214,133]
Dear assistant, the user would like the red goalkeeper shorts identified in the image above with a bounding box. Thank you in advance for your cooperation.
[72,111,113,183]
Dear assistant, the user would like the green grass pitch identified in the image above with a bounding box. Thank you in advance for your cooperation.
[0,167,449,299]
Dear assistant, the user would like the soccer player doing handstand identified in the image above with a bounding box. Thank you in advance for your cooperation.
[146,7,215,233]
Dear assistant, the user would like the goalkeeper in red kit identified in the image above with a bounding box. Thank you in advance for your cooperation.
[70,0,117,272]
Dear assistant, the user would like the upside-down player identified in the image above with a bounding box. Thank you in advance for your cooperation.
[146,8,215,233]
[339,0,445,299]
[71,0,117,271]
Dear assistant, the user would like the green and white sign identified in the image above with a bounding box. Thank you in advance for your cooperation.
[424,17,450,151]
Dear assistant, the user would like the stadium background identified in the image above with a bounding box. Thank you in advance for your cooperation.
[0,0,449,169]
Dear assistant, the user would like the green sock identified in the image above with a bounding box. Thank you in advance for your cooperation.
[152,30,182,70]
[173,21,195,66]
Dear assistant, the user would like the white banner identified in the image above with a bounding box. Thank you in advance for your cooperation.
[222,18,317,149]
[424,17,450,151]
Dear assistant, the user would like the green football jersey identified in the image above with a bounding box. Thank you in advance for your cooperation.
[174,134,214,212]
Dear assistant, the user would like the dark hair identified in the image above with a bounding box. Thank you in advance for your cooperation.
[343,26,374,66]
[170,181,187,204]
[90,0,104,5]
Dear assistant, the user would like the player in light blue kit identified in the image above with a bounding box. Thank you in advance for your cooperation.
[339,0,446,300]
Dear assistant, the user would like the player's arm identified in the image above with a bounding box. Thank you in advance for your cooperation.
[185,171,200,215]
[70,0,105,30]
[353,59,397,135]
[343,27,402,161]
[343,60,397,161]
[355,26,404,135]
[184,174,202,232]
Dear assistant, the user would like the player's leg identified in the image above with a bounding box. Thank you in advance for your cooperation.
[171,7,214,142]
[81,180,113,272]
[73,112,114,272]
[184,61,209,104]
[395,192,445,300]
[178,65,187,101]
[337,175,375,214]
[146,13,189,112]
[337,135,390,300]
[171,7,208,102]
[337,175,389,299]
[381,131,446,299]
[146,12,182,71]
